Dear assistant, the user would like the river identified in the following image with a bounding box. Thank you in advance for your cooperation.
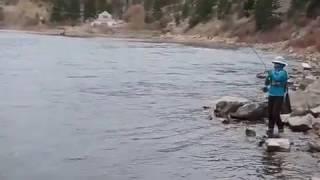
[0,32,319,180]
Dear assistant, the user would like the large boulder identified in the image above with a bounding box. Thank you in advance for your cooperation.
[290,91,309,116]
[230,102,267,121]
[213,96,249,118]
[290,80,320,116]
[288,114,314,132]
[265,138,291,152]
[306,80,320,109]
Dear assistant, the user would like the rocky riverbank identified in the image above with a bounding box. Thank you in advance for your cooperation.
[205,64,320,154]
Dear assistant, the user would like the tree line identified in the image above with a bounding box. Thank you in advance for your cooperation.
[50,0,120,22]
[48,0,320,30]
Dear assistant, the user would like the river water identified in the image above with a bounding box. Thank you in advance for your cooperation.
[0,32,319,180]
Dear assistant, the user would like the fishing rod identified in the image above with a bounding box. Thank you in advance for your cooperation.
[250,46,268,72]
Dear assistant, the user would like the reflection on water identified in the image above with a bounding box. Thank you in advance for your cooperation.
[0,32,318,180]
[261,152,285,179]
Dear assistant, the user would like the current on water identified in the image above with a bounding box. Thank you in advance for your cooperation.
[0,32,318,180]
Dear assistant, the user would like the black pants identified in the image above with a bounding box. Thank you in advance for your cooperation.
[268,96,284,130]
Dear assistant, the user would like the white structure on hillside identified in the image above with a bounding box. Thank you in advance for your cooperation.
[91,11,117,27]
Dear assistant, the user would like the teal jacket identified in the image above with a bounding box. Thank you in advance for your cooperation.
[265,69,288,97]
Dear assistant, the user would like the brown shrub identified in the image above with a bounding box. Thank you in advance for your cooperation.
[294,16,310,27]
[290,29,320,48]
[2,0,50,27]
[123,4,145,30]
[255,24,293,43]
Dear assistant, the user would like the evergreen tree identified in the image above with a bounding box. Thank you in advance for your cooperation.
[96,0,111,13]
[182,1,190,18]
[307,0,320,18]
[84,0,97,19]
[144,0,154,11]
[67,0,81,21]
[153,0,162,20]
[195,0,216,20]
[217,0,231,19]
[255,0,280,30]
[50,0,66,22]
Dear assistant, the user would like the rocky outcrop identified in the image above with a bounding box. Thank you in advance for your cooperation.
[290,80,320,116]
[265,138,291,152]
[290,91,310,116]
[308,139,320,152]
[288,114,314,132]
[213,96,249,118]
[230,102,267,121]
[313,122,320,137]
[306,80,320,109]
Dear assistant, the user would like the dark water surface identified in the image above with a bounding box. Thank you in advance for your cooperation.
[0,32,319,180]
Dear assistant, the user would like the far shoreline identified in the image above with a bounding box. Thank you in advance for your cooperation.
[1,27,319,65]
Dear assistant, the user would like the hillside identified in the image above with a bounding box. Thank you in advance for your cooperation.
[1,0,320,56]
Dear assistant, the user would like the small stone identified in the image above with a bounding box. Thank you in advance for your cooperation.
[265,138,291,152]
[245,128,256,137]
[222,119,230,124]
[302,62,312,70]
[202,106,210,110]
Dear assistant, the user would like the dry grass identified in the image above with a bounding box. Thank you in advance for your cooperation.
[290,29,320,49]
[2,0,50,27]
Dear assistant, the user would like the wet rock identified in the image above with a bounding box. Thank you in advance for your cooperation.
[230,102,267,121]
[265,138,291,152]
[308,139,320,152]
[245,128,256,137]
[302,62,312,70]
[222,118,230,124]
[288,114,314,132]
[214,96,249,118]
[311,106,320,118]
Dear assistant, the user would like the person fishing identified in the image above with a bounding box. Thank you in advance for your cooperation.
[263,59,289,137]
